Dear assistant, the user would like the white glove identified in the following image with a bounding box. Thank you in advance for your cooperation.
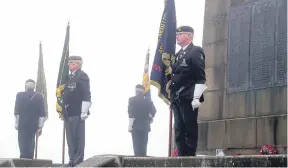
[192,84,207,110]
[192,98,201,110]
[128,126,133,132]
[14,115,19,130]
[37,129,42,136]
[38,117,46,128]
[128,118,135,132]
[81,101,92,121]
[149,114,154,124]
[37,117,46,136]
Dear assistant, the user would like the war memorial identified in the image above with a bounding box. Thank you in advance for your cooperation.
[0,0,287,167]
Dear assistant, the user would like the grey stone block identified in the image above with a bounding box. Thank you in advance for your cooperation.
[76,155,122,167]
[122,155,287,167]
[203,15,228,45]
[12,158,52,167]
[207,120,226,149]
[225,118,257,148]
[199,90,224,121]
[224,91,256,119]
[204,0,230,21]
[197,122,208,150]
[255,87,287,116]
[203,40,227,69]
[205,66,226,91]
[0,159,13,167]
[0,158,52,167]
[257,115,287,148]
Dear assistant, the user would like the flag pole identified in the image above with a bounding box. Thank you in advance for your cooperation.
[168,109,173,156]
[62,121,65,165]
[35,134,39,159]
[34,41,42,159]
[60,21,70,166]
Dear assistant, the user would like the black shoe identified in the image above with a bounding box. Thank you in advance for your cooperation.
[67,160,75,167]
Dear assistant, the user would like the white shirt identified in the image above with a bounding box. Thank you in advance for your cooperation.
[182,44,189,51]
[70,69,78,75]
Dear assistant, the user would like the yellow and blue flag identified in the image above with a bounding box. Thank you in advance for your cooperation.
[56,23,70,119]
[142,48,151,100]
[150,0,177,105]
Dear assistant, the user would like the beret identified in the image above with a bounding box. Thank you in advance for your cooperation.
[69,56,82,61]
[176,26,194,33]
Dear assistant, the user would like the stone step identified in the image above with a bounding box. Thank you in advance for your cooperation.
[0,158,52,167]
[76,155,287,167]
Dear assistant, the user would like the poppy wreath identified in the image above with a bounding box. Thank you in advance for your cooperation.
[259,144,277,155]
[172,148,178,157]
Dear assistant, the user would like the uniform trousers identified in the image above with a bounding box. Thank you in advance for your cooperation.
[171,98,198,156]
[131,130,149,156]
[64,116,85,166]
[18,127,37,159]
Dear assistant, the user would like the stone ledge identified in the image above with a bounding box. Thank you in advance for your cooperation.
[0,158,52,167]
[122,155,287,167]
[76,155,125,167]
[77,155,287,167]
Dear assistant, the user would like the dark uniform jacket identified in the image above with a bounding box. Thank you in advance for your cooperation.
[14,90,45,130]
[63,69,91,117]
[170,43,206,102]
[128,95,156,132]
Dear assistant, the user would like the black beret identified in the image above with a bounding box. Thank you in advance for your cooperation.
[135,84,145,90]
[69,56,82,61]
[26,79,35,83]
[177,26,194,33]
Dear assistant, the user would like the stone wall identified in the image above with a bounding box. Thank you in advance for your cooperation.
[198,0,287,155]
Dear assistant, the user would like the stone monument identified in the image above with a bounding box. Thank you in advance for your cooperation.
[197,0,287,155]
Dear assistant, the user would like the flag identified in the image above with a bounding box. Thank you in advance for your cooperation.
[142,48,151,101]
[56,23,70,119]
[36,42,48,118]
[150,0,177,105]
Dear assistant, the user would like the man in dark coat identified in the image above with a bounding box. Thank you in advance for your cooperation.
[170,26,207,156]
[127,84,156,156]
[14,79,46,159]
[62,56,92,167]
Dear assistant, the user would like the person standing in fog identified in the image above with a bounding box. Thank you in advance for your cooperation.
[14,79,46,159]
[170,26,207,156]
[62,56,92,167]
[128,84,156,156]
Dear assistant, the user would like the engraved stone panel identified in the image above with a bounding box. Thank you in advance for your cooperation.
[227,0,286,93]
[227,4,251,93]
[274,0,287,86]
[250,0,277,89]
